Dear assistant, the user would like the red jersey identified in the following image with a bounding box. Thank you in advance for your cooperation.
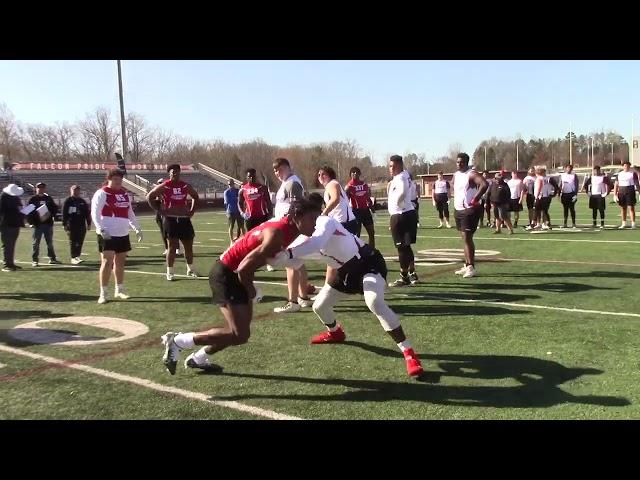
[161,180,190,209]
[345,179,372,210]
[220,217,299,271]
[241,182,270,218]
[100,186,131,219]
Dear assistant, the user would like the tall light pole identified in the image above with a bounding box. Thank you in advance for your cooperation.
[569,122,573,166]
[117,60,128,158]
[484,146,487,171]
[632,116,635,166]
[516,142,519,171]
[610,142,614,166]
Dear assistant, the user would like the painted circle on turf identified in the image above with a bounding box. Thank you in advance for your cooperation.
[385,248,502,266]
[9,316,149,346]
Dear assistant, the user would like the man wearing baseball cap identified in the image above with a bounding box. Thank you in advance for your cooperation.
[0,183,25,272]
[27,182,60,266]
[62,185,91,264]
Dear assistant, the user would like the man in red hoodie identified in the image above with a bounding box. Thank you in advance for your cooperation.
[239,168,273,231]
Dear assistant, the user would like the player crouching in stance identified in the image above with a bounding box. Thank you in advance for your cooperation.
[270,193,424,377]
[160,199,321,374]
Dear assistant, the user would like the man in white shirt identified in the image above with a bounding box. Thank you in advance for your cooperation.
[452,153,488,278]
[271,157,314,312]
[613,160,639,229]
[387,155,419,287]
[522,167,536,228]
[270,201,423,377]
[582,165,610,229]
[507,171,525,228]
[558,163,579,229]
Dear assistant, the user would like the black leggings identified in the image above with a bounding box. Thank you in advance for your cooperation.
[397,244,414,272]
[69,226,87,258]
[435,195,449,220]
[592,208,605,223]
[563,203,576,225]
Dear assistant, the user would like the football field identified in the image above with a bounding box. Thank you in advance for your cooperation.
[1,199,639,419]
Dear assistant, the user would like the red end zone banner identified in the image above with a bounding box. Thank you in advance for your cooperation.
[11,162,194,171]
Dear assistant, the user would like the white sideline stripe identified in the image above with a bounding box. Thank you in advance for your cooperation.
[392,293,640,319]
[498,258,640,268]
[0,344,302,421]
[122,269,289,286]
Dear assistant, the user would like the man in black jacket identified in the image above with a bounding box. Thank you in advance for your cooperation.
[488,172,514,234]
[1,183,25,272]
[62,185,91,264]
[27,182,60,266]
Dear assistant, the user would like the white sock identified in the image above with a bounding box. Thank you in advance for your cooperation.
[100,286,107,297]
[397,340,412,353]
[187,264,194,272]
[115,284,124,293]
[167,266,174,275]
[174,332,195,349]
[193,347,209,364]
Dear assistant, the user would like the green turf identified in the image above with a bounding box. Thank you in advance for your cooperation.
[1,197,639,419]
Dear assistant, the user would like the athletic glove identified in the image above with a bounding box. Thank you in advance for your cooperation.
[571,195,578,203]
[98,228,111,240]
[135,229,144,243]
[241,211,251,220]
[469,198,479,208]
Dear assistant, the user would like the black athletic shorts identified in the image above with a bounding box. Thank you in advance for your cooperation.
[454,206,481,233]
[509,199,523,212]
[589,195,606,210]
[561,193,577,206]
[390,209,418,246]
[526,193,535,210]
[245,215,270,231]
[618,186,637,207]
[209,260,250,306]
[534,197,552,212]
[163,217,195,240]
[352,208,374,227]
[97,234,131,254]
[330,244,387,295]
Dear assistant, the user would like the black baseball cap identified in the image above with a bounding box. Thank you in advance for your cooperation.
[36,182,46,188]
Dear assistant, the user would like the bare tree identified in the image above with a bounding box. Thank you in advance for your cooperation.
[0,103,20,164]
[126,112,155,163]
[77,107,120,162]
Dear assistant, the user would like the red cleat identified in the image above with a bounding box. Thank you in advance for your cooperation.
[403,348,424,377]
[310,325,346,344]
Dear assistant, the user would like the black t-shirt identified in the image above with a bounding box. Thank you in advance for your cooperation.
[488,181,511,205]
[62,196,91,228]
[27,194,58,226]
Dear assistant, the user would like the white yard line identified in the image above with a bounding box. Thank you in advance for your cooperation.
[0,344,302,420]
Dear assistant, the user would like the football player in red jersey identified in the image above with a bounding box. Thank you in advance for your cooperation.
[160,199,322,374]
[345,166,375,248]
[147,164,200,281]
[91,169,143,304]
[239,168,272,230]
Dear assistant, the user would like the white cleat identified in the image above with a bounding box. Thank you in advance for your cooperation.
[71,257,83,265]
[166,273,175,281]
[97,295,107,305]
[161,332,182,375]
[186,270,199,278]
[462,266,476,278]
[253,285,263,303]
[184,353,222,373]
[114,291,131,300]
[266,264,275,272]
[618,224,626,230]
[297,297,313,308]
[274,301,302,313]
[454,265,469,275]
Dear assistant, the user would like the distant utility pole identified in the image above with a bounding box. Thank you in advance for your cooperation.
[117,60,128,157]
